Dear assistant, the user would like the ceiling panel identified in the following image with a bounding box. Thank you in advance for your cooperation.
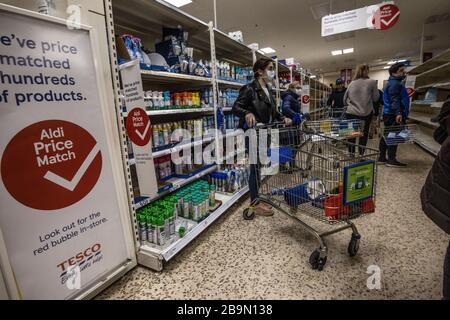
[182,0,450,73]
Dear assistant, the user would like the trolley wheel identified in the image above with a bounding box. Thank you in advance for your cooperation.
[309,250,327,271]
[348,233,361,257]
[243,208,255,220]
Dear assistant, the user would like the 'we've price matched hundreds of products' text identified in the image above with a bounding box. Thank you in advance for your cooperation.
[0,35,86,106]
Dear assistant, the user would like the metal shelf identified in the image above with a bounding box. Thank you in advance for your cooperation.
[122,107,214,117]
[152,134,216,158]
[409,49,450,75]
[138,186,248,265]
[414,130,441,156]
[140,70,213,85]
[408,112,439,130]
[415,62,450,88]
[415,81,450,92]
[134,164,218,210]
[217,79,247,88]
[112,0,211,55]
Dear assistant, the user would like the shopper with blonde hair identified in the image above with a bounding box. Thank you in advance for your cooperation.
[343,64,379,155]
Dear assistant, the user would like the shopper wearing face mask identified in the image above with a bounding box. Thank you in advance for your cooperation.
[233,58,292,216]
[281,81,308,170]
[327,78,347,119]
[281,81,307,125]
[378,62,410,167]
[421,98,450,300]
[343,64,379,155]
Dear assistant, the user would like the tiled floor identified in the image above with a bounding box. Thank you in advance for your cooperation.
[97,142,449,300]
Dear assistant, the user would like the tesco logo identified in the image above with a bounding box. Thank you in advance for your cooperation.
[57,243,101,272]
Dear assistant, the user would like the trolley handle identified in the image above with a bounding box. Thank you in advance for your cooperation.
[243,121,287,130]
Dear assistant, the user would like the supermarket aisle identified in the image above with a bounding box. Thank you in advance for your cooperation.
[97,143,448,300]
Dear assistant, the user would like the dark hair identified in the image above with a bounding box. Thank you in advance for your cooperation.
[389,62,406,76]
[253,58,273,78]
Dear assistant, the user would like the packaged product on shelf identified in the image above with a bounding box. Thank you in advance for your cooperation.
[209,184,216,208]
[155,216,166,246]
[164,211,170,240]
[138,214,147,243]
[183,195,192,219]
[146,215,155,244]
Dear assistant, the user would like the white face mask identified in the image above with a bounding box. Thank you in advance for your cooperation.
[295,88,302,95]
[265,70,276,82]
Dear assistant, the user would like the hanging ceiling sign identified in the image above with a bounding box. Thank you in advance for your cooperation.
[321,2,400,37]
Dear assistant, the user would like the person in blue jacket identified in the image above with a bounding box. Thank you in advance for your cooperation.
[281,81,307,125]
[280,81,308,170]
[378,62,410,167]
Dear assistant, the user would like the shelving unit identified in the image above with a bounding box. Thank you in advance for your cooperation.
[109,0,330,270]
[408,49,450,156]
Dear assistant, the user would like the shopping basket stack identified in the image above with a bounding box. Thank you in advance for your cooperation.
[243,124,379,271]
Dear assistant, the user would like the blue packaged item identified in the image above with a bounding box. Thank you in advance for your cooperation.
[284,183,310,207]
[156,39,182,67]
[269,147,293,165]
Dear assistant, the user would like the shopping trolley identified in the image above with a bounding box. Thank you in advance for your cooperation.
[304,119,364,140]
[243,124,379,271]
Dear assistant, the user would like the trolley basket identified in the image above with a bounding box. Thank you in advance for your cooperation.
[243,124,379,271]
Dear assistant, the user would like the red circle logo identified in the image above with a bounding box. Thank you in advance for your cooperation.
[406,87,415,98]
[1,120,102,210]
[302,95,311,104]
[126,108,151,146]
[372,4,400,31]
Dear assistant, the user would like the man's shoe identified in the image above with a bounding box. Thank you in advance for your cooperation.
[377,157,387,164]
[386,159,407,168]
[254,203,274,216]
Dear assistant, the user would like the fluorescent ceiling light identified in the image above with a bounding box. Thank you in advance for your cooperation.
[260,47,276,54]
[387,61,395,65]
[383,66,390,69]
[163,0,192,7]
[331,50,343,56]
[310,75,317,78]
[343,48,354,54]
[397,59,407,62]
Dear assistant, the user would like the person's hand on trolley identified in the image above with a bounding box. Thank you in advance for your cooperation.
[245,113,256,128]
[284,118,293,126]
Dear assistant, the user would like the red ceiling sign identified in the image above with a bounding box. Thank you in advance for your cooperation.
[372,4,400,31]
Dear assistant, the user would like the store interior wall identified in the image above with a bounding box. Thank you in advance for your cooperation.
[323,70,389,90]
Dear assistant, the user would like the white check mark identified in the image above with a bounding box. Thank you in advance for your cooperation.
[43,144,101,191]
[381,11,400,26]
[135,122,150,141]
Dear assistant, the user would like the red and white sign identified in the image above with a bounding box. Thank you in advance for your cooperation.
[0,6,130,300]
[406,87,415,98]
[322,2,400,37]
[1,120,102,210]
[301,85,311,114]
[125,108,151,147]
[302,95,311,105]
[119,60,158,198]
[372,4,400,30]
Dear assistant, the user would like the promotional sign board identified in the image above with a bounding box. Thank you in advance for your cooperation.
[119,60,158,199]
[343,161,375,205]
[301,85,311,114]
[322,2,399,37]
[0,7,130,299]
[405,75,417,101]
